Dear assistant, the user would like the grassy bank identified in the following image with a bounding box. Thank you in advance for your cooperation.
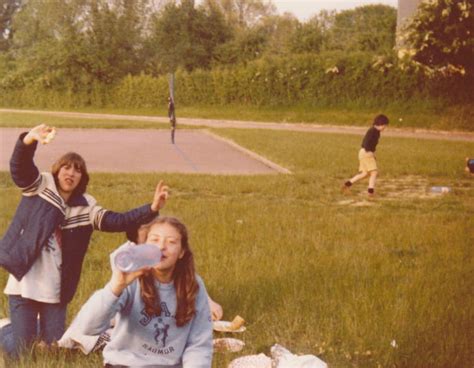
[1,102,473,131]
[0,126,473,367]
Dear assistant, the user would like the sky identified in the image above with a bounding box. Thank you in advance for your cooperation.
[272,0,398,21]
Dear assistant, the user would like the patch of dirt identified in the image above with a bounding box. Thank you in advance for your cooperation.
[338,175,454,206]
[379,175,450,200]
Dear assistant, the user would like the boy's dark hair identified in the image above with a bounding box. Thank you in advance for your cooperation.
[373,114,389,126]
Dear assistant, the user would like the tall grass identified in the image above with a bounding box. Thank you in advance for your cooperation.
[0,128,473,367]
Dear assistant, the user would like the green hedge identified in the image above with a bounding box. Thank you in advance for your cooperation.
[1,52,472,111]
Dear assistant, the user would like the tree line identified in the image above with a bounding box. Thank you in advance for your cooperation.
[0,0,397,88]
[0,0,472,114]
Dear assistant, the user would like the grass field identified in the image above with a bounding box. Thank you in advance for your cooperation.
[2,102,473,131]
[0,112,171,130]
[0,120,473,367]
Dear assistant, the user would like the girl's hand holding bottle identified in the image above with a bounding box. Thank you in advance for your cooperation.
[110,265,146,297]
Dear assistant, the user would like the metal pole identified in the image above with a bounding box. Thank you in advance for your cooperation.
[168,73,175,102]
[167,73,176,144]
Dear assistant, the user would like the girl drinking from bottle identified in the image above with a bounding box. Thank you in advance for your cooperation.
[70,216,213,368]
[126,219,223,321]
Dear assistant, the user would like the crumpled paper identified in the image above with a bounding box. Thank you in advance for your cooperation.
[228,344,327,368]
[271,344,327,368]
[228,353,272,368]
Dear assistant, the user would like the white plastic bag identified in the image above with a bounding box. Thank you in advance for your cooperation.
[228,344,327,368]
[271,344,328,368]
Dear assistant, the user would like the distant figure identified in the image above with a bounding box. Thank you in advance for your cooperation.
[342,114,390,197]
[466,157,474,175]
[168,96,176,144]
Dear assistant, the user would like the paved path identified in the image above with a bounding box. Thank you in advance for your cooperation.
[1,108,473,142]
[0,128,289,174]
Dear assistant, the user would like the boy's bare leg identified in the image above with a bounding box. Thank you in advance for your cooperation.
[342,171,368,193]
[368,170,378,196]
[349,171,368,184]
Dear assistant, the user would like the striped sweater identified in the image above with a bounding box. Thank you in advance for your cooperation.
[0,133,158,304]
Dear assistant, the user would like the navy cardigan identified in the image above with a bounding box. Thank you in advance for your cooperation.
[0,134,158,304]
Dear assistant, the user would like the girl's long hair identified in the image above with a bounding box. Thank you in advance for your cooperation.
[138,217,199,327]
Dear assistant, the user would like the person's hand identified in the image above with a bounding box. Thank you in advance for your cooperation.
[151,180,169,212]
[23,124,56,145]
[110,267,148,297]
[209,298,223,321]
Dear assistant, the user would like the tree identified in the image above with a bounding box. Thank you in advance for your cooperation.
[327,5,396,54]
[82,0,149,83]
[150,0,232,72]
[202,0,275,29]
[4,0,150,87]
[288,12,333,54]
[399,0,474,77]
[259,13,300,57]
[213,25,267,64]
[201,0,276,65]
[0,0,22,52]
[6,0,88,86]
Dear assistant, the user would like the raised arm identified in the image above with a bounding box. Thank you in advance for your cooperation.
[95,181,169,232]
[10,124,55,189]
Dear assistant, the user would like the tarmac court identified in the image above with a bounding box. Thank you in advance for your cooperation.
[0,128,289,175]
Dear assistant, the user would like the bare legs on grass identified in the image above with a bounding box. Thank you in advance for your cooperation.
[343,170,377,197]
[367,170,377,196]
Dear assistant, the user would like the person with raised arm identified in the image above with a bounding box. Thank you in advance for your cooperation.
[0,124,169,357]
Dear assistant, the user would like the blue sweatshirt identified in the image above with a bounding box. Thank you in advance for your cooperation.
[75,275,213,367]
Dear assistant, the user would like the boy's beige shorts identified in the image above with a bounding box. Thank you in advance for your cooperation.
[358,148,377,172]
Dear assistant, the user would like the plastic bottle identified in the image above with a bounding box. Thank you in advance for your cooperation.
[114,243,162,272]
[430,186,451,194]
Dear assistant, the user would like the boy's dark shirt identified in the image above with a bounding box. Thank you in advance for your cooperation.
[361,126,380,152]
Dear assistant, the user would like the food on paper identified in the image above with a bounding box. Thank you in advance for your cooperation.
[230,315,245,330]
[213,320,246,333]
[213,338,245,353]
[43,128,57,144]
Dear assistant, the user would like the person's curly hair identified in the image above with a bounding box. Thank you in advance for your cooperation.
[138,217,199,327]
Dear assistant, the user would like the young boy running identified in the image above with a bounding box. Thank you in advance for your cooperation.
[342,114,389,197]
